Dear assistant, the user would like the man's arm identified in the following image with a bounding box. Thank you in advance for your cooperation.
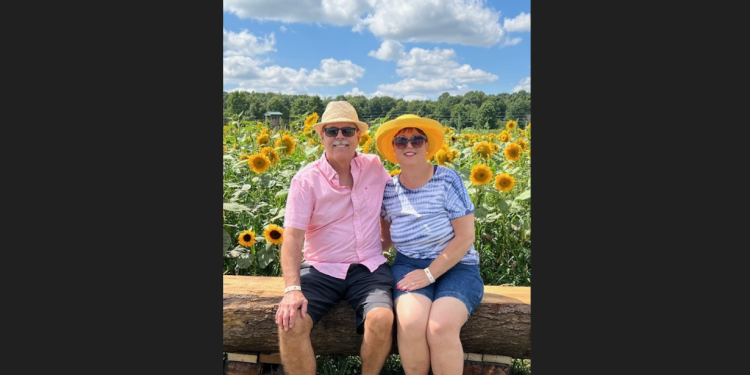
[275,227,307,331]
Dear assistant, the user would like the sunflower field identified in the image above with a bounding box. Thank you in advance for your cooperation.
[223,112,531,287]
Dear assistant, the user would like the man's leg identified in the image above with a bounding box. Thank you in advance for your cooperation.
[278,312,315,375]
[359,306,394,375]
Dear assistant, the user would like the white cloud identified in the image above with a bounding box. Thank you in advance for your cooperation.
[513,77,531,93]
[504,12,530,32]
[223,28,276,57]
[394,45,498,84]
[498,37,522,48]
[363,0,505,47]
[345,87,368,97]
[307,59,366,86]
[368,40,407,61]
[224,0,508,47]
[364,41,497,99]
[279,25,287,32]
[223,0,373,27]
[223,28,365,94]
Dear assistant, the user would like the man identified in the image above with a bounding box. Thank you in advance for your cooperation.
[274,101,394,375]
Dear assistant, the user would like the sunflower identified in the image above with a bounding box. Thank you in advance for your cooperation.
[248,153,272,174]
[239,153,251,161]
[505,143,521,162]
[470,164,493,186]
[304,112,319,127]
[361,137,374,153]
[223,146,227,153]
[389,169,401,177]
[263,224,284,245]
[472,142,494,161]
[359,133,371,147]
[238,230,256,247]
[276,135,296,156]
[257,133,270,146]
[435,149,448,166]
[515,138,528,151]
[260,146,280,165]
[505,120,518,131]
[447,149,458,163]
[494,173,515,193]
[498,131,510,143]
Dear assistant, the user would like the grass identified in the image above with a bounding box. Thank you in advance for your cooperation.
[314,354,531,375]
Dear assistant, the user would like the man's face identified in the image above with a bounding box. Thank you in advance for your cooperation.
[321,122,360,159]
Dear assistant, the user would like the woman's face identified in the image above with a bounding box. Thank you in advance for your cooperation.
[392,128,428,165]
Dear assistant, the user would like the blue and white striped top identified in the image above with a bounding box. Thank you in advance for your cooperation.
[380,165,478,264]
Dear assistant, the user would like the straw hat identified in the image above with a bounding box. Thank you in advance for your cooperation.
[375,114,444,165]
[313,101,369,136]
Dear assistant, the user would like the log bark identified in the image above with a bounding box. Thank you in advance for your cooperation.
[223,275,531,359]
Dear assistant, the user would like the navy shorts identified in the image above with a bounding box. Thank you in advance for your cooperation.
[391,252,484,316]
[300,262,394,334]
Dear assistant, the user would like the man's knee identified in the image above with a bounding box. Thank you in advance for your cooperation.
[365,307,394,331]
[278,313,314,340]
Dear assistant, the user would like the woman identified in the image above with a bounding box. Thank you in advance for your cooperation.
[375,114,484,375]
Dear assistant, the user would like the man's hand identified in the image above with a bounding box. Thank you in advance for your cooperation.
[275,290,308,331]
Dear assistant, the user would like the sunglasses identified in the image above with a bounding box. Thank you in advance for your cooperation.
[323,127,358,137]
[393,135,426,149]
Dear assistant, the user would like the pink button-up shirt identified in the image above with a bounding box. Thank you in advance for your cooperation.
[283,152,391,279]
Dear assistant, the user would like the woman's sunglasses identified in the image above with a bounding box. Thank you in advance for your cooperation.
[323,127,358,137]
[393,135,426,149]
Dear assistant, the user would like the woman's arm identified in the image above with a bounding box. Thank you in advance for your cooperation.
[380,217,393,253]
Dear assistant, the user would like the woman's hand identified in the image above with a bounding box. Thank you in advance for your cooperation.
[396,269,431,291]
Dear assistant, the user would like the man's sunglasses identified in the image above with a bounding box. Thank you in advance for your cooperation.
[393,135,426,149]
[323,127,358,137]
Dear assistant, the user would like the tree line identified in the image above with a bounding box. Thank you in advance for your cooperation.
[223,90,530,131]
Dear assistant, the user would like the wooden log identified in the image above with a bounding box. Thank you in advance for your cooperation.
[223,275,531,359]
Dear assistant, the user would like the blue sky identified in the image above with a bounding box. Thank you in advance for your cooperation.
[223,0,530,101]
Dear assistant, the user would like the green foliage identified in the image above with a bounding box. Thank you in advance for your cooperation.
[511,359,532,375]
[224,117,532,287]
[222,91,530,129]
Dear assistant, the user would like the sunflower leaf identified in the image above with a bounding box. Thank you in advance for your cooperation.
[270,207,285,222]
[275,189,289,200]
[236,255,253,269]
[497,199,510,214]
[514,189,530,200]
[256,247,275,268]
[474,205,489,219]
[223,202,253,212]
[223,229,232,255]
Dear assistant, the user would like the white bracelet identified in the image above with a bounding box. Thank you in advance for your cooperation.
[284,285,301,293]
[424,268,436,284]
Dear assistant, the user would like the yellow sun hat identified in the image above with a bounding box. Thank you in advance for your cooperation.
[375,114,444,165]
[313,101,369,136]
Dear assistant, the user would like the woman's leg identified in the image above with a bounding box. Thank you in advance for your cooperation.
[395,293,433,375]
[427,297,468,375]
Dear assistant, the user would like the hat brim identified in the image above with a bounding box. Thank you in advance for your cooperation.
[375,115,444,165]
[313,119,369,136]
